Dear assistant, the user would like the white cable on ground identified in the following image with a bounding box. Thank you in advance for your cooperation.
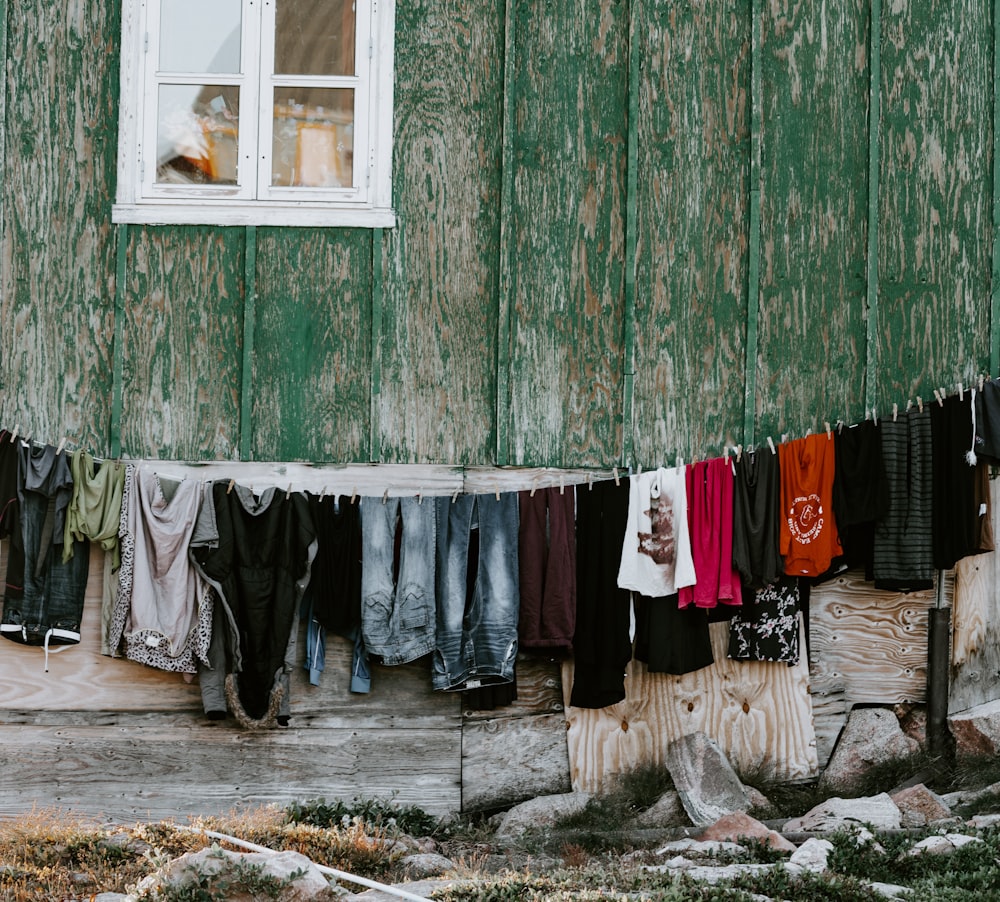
[172,825,432,901]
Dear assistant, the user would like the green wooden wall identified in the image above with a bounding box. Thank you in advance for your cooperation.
[0,0,997,467]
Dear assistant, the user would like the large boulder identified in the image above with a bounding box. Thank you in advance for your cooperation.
[821,708,919,793]
[492,791,591,841]
[697,812,796,853]
[665,732,750,828]
[784,793,902,832]
[631,790,687,828]
[949,699,1000,758]
[889,783,952,827]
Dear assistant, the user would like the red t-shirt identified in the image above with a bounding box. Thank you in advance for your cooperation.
[779,434,842,577]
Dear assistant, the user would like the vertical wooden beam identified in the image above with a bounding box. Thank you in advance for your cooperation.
[865,0,882,409]
[110,224,128,458]
[495,0,517,466]
[0,0,7,250]
[370,227,383,462]
[992,0,1000,376]
[239,225,257,461]
[621,0,639,468]
[743,0,762,447]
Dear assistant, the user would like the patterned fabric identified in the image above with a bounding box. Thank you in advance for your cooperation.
[727,579,800,665]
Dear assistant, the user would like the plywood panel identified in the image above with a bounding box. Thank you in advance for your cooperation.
[0,0,118,450]
[951,478,1000,714]
[252,229,372,462]
[633,0,750,464]
[755,0,869,438]
[121,228,244,460]
[877,0,992,405]
[506,0,627,466]
[563,619,817,793]
[377,0,504,464]
[809,570,936,706]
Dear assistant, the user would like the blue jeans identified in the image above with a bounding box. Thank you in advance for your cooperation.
[433,493,519,691]
[360,496,436,665]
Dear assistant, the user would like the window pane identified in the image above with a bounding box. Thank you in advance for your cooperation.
[156,85,240,185]
[271,88,354,188]
[275,0,355,76]
[160,0,241,73]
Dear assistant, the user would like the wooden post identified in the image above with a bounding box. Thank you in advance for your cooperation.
[865,0,882,412]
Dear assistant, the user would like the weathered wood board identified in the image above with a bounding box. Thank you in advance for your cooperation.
[951,477,1000,714]
[562,618,817,793]
[0,0,118,451]
[461,656,571,811]
[632,0,749,464]
[755,0,869,437]
[877,0,993,405]
[506,0,627,466]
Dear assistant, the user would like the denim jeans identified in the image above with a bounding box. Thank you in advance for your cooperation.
[360,495,436,665]
[433,492,519,691]
[1,489,89,655]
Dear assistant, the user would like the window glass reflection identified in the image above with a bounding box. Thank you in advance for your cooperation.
[275,0,355,76]
[160,0,242,73]
[156,85,240,185]
[271,88,354,188]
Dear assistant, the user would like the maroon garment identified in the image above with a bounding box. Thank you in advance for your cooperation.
[518,486,576,651]
[678,457,741,609]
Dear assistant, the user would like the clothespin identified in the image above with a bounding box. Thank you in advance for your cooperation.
[893,403,898,422]
[939,387,947,403]
[529,475,539,497]
[932,389,941,405]
[767,436,776,455]
[452,488,460,503]
[350,487,357,504]
[917,396,923,412]
[677,457,684,470]
[382,488,389,504]
[959,382,964,401]
[559,473,564,495]
[612,466,620,486]
[319,486,327,501]
[736,444,743,462]
[285,483,292,500]
[227,478,236,494]
[417,489,423,504]
[824,421,831,438]
[9,424,19,443]
[494,484,501,501]
[587,472,593,491]
[55,437,67,455]
[871,407,878,425]
[980,374,986,392]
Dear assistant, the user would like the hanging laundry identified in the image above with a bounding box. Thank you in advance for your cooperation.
[727,578,800,665]
[570,479,632,709]
[108,469,212,674]
[0,432,25,610]
[678,457,741,609]
[0,443,89,666]
[974,377,1000,462]
[300,493,367,692]
[103,463,136,655]
[973,460,995,553]
[617,467,695,597]
[518,485,576,652]
[930,392,980,570]
[192,483,317,727]
[731,446,783,589]
[832,420,888,580]
[778,433,842,578]
[433,492,519,692]
[633,593,713,675]
[361,495,436,666]
[873,407,934,591]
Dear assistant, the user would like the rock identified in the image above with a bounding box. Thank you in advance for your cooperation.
[942,780,1000,811]
[92,895,130,902]
[697,812,796,853]
[894,702,927,748]
[643,862,780,883]
[492,791,591,840]
[842,824,885,854]
[783,793,902,832]
[654,838,746,857]
[99,831,153,857]
[890,783,952,827]
[948,698,1000,758]
[345,877,476,900]
[744,785,771,812]
[665,732,750,828]
[968,813,1000,829]
[904,834,984,857]
[868,882,911,898]
[788,837,834,872]
[134,847,340,901]
[631,790,687,828]
[820,708,919,793]
[397,853,455,879]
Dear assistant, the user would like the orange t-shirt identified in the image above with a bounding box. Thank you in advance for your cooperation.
[778,433,842,576]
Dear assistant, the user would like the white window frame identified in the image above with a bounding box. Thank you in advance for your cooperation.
[113,0,396,228]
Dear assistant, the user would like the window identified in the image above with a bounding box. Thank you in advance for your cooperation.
[113,0,395,227]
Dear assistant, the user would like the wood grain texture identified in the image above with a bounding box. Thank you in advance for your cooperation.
[462,713,571,811]
[252,229,372,462]
[505,0,627,466]
[377,0,504,464]
[755,0,869,438]
[120,227,244,460]
[0,0,118,451]
[951,477,1000,713]
[877,0,993,405]
[809,570,936,706]
[462,654,564,722]
[633,0,751,465]
[563,619,817,793]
